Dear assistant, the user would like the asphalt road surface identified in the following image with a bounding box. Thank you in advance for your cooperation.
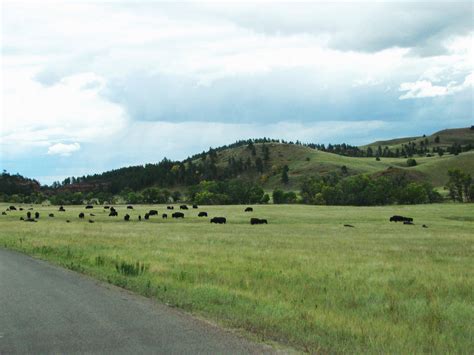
[0,248,275,354]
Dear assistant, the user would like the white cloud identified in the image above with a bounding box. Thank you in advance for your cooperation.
[399,72,473,99]
[47,142,81,156]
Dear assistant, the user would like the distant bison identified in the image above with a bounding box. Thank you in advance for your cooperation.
[138,215,142,221]
[85,205,94,209]
[343,224,355,228]
[109,210,118,217]
[66,220,70,223]
[167,206,174,210]
[172,212,184,219]
[34,212,40,219]
[144,213,149,220]
[422,224,428,228]
[27,212,31,219]
[104,206,110,209]
[58,206,65,212]
[198,212,208,217]
[20,217,24,221]
[192,204,198,209]
[49,213,54,218]
[79,212,85,219]
[88,219,95,223]
[9,206,17,211]
[245,207,253,212]
[124,214,130,221]
[389,215,413,223]
[1,212,7,215]
[210,217,226,224]
[19,208,24,211]
[250,218,267,225]
[180,205,188,210]
[90,213,95,216]
[162,213,168,219]
[127,205,133,209]
[149,210,158,216]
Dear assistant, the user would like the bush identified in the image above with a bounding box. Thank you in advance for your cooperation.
[407,158,417,167]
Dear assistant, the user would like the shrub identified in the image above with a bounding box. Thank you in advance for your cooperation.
[407,158,417,167]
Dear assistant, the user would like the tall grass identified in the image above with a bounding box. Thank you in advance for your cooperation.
[0,203,473,353]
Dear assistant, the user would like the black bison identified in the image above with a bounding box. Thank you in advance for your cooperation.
[389,215,413,223]
[343,224,355,228]
[49,213,54,218]
[26,212,31,219]
[109,211,118,217]
[198,212,208,217]
[66,220,70,223]
[1,212,6,215]
[144,213,149,220]
[138,215,142,221]
[245,207,253,212]
[180,205,188,210]
[172,212,184,219]
[79,212,85,219]
[104,206,110,209]
[19,208,24,211]
[34,212,40,219]
[422,224,428,228]
[162,213,168,219]
[59,206,65,212]
[127,205,133,209]
[110,207,116,212]
[167,206,174,210]
[20,217,24,220]
[9,206,17,211]
[124,214,130,221]
[85,205,94,209]
[211,217,226,224]
[192,204,198,209]
[149,210,158,216]
[250,218,267,225]
[88,219,95,223]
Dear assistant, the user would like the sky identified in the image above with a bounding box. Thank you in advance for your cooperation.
[1,1,473,185]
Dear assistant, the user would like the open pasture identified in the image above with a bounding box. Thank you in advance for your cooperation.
[0,203,473,353]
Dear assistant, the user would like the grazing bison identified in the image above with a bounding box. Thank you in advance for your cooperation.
[49,213,54,218]
[192,204,198,209]
[149,210,158,216]
[162,213,168,219]
[211,217,226,224]
[79,212,85,219]
[34,212,40,219]
[110,207,116,212]
[167,206,174,210]
[389,215,413,223]
[250,218,267,225]
[245,207,253,212]
[172,212,184,219]
[343,224,355,228]
[198,212,208,217]
[85,205,94,209]
[26,211,31,219]
[66,220,70,223]
[180,205,188,210]
[124,214,130,221]
[144,213,149,220]
[1,212,6,215]
[104,206,110,209]
[59,206,65,212]
[109,210,118,217]
[9,206,17,211]
[127,205,133,209]
[19,208,24,211]
[422,224,428,228]
[88,219,95,223]
[138,215,142,221]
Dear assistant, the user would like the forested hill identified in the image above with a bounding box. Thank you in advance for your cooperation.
[2,127,473,201]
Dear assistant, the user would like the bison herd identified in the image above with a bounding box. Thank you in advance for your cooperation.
[2,204,430,229]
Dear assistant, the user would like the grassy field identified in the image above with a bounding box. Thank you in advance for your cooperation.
[1,203,473,353]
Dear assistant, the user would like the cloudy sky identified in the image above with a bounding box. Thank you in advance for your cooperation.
[1,1,473,184]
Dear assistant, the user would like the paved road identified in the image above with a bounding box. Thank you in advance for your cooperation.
[0,248,274,354]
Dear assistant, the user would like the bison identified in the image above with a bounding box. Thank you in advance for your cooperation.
[85,205,94,209]
[192,204,198,209]
[245,207,253,212]
[49,213,54,218]
[59,206,66,212]
[180,205,188,210]
[250,218,267,225]
[198,212,208,217]
[88,219,95,223]
[124,214,130,221]
[211,217,226,224]
[149,210,158,216]
[34,212,40,219]
[109,210,118,217]
[162,213,168,219]
[1,212,6,215]
[79,212,85,219]
[127,205,134,209]
[26,211,31,219]
[172,212,184,219]
[389,215,413,223]
[167,206,174,210]
[138,215,142,221]
[144,213,149,220]
[9,206,17,211]
[104,206,110,209]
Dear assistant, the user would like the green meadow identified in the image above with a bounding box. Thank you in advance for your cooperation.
[1,203,473,353]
